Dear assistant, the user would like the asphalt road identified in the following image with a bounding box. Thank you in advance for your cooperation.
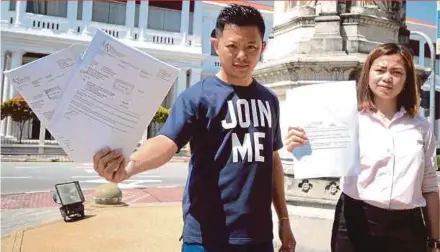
[1,161,189,194]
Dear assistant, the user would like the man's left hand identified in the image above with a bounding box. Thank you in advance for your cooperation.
[278,219,296,252]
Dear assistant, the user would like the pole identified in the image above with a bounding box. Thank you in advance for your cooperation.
[410,30,436,137]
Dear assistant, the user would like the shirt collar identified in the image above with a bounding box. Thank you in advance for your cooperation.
[361,106,408,123]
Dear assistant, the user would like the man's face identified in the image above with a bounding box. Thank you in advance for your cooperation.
[212,24,265,82]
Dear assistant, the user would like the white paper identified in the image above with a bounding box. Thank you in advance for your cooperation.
[3,45,82,129]
[49,30,179,163]
[285,81,360,178]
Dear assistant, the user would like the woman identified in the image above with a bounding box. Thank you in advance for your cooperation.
[285,43,439,252]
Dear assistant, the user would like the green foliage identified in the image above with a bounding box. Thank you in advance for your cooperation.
[437,155,440,170]
[1,96,36,143]
[1,96,35,121]
[152,106,170,124]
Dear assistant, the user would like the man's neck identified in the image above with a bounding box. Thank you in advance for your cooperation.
[216,70,253,87]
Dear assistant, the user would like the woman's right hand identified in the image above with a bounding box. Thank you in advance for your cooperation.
[285,127,309,153]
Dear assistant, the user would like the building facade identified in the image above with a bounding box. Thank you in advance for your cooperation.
[0,0,273,151]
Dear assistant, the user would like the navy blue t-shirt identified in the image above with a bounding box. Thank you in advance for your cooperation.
[158,75,283,246]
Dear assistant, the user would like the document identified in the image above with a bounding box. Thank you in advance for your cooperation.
[3,45,82,129]
[285,81,360,178]
[49,30,179,163]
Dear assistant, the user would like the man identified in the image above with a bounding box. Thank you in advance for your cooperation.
[93,4,296,252]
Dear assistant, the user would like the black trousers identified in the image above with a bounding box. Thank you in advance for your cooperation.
[331,193,427,252]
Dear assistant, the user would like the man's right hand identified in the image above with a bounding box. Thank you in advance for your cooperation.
[93,147,134,183]
[284,127,308,153]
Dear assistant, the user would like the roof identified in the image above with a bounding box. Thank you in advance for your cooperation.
[406,17,436,41]
[208,0,273,11]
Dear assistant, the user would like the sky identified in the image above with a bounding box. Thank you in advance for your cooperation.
[406,1,436,24]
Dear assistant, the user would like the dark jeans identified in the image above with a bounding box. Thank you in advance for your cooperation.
[181,242,274,252]
[331,193,427,252]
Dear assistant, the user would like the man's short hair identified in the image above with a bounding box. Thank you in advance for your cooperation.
[214,4,265,39]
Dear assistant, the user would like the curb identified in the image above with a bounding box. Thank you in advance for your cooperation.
[1,185,185,196]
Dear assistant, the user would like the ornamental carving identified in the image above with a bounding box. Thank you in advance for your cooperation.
[288,0,317,9]
[325,181,340,195]
[298,179,313,193]
[253,64,357,85]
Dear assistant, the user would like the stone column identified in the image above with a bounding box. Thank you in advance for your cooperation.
[1,50,8,136]
[82,0,93,35]
[38,123,46,154]
[125,0,135,39]
[175,69,187,98]
[67,0,78,34]
[190,68,201,86]
[1,1,10,25]
[311,1,343,53]
[273,2,286,26]
[192,1,202,46]
[14,0,27,27]
[180,1,190,45]
[5,50,24,136]
[138,0,149,41]
[0,49,6,99]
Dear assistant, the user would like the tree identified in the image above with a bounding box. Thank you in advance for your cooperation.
[152,106,170,124]
[1,96,36,143]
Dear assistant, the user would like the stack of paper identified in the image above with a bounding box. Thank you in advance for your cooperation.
[285,81,360,178]
[4,30,180,163]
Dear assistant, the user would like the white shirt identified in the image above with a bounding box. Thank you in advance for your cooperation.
[341,108,439,210]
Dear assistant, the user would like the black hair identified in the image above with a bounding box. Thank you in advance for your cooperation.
[214,4,265,39]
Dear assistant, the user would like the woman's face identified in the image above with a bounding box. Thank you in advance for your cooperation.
[368,54,407,103]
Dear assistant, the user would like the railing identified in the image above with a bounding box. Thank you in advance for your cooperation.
[1,137,59,146]
[202,56,222,72]
[27,13,69,32]
[5,11,197,47]
[87,22,128,38]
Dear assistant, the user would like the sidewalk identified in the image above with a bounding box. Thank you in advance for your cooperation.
[1,203,333,252]
[1,188,334,252]
[0,154,189,163]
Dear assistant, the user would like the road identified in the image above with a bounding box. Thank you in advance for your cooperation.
[1,161,189,194]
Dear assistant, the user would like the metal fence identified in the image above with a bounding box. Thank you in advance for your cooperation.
[1,137,59,145]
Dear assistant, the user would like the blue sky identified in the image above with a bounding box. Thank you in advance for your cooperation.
[407,1,436,24]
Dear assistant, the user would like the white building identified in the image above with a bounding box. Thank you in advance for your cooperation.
[0,0,273,150]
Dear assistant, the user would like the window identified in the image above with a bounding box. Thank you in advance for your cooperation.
[147,6,181,32]
[26,1,68,18]
[9,1,15,11]
[77,0,83,20]
[92,1,126,26]
[189,12,193,34]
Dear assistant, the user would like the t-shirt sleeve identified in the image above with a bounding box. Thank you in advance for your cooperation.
[272,96,283,151]
[158,87,199,152]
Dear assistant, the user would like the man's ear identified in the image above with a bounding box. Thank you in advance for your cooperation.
[211,37,219,55]
[261,41,267,53]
